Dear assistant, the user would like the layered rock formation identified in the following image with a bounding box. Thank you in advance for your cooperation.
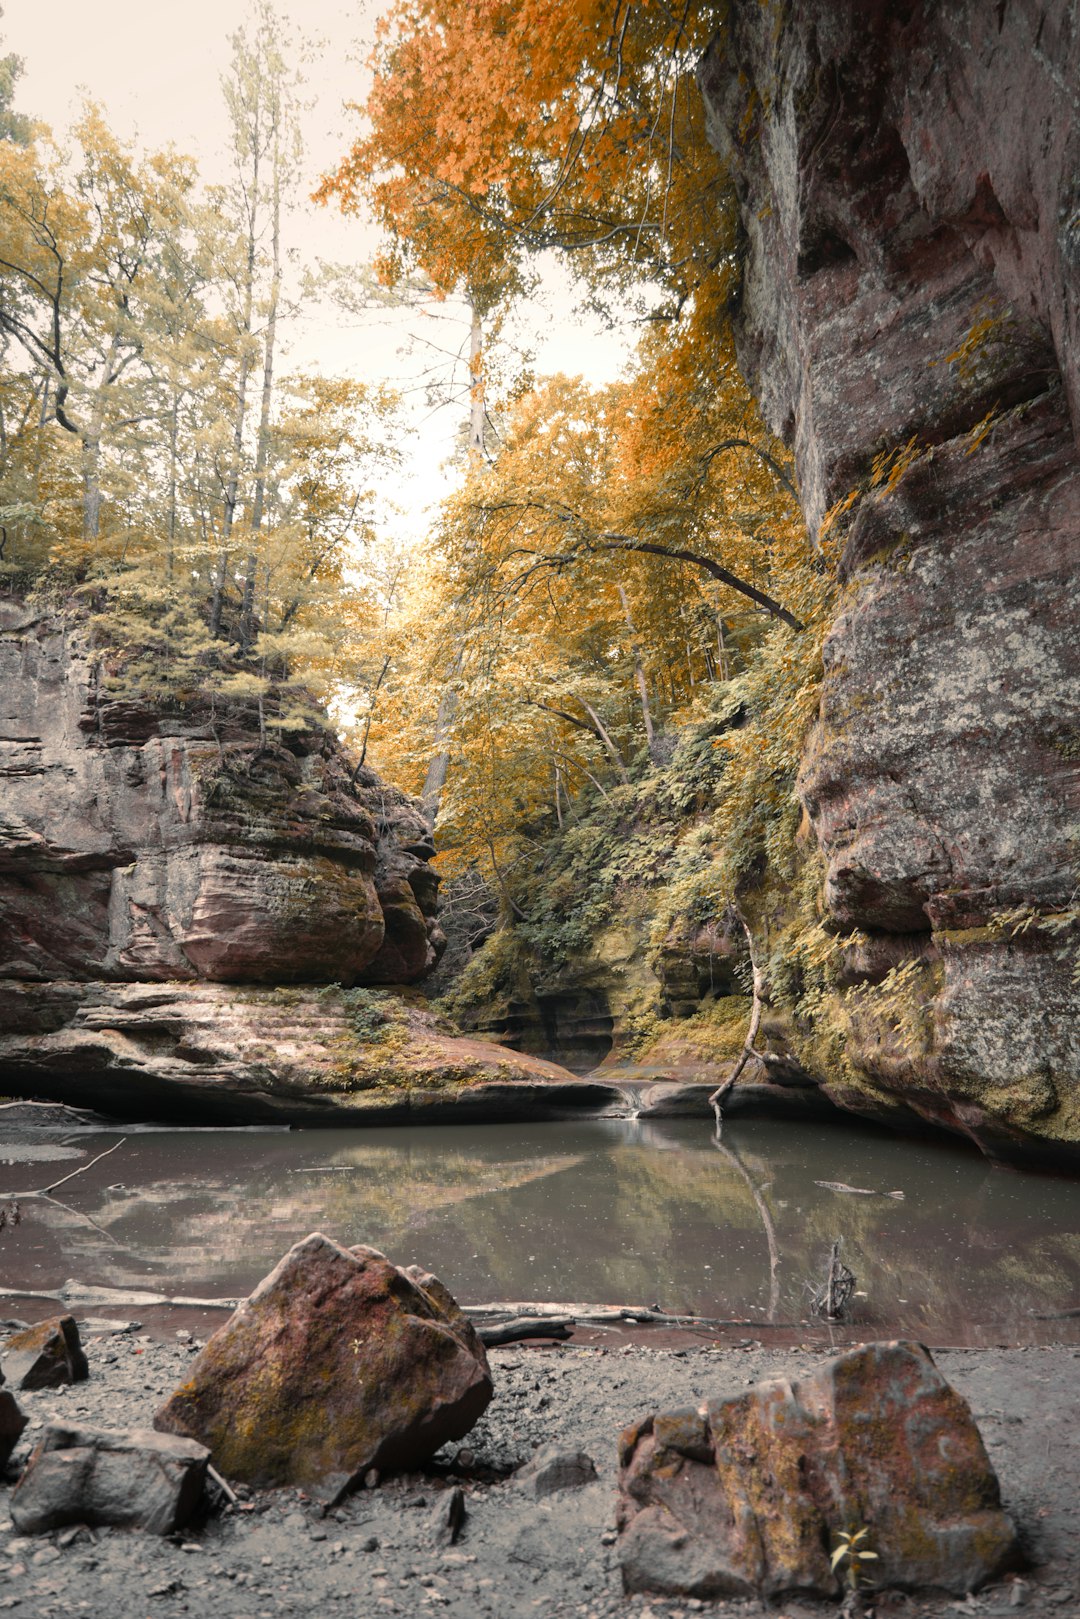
[0,602,585,1118]
[0,600,443,987]
[699,0,1080,1164]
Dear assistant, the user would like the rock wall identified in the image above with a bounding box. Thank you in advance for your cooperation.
[699,1,1080,1164]
[0,604,605,1121]
[0,601,444,988]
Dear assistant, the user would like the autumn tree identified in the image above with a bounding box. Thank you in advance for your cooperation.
[0,32,404,731]
[0,8,30,145]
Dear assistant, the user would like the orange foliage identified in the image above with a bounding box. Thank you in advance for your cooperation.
[318,0,733,312]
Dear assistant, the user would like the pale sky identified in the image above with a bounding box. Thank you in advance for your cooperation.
[2,0,633,540]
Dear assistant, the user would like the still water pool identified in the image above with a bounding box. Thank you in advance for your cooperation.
[2,1116,1079,1344]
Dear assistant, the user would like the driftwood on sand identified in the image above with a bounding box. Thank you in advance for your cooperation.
[0,1282,807,1336]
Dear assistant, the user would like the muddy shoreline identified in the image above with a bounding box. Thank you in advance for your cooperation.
[0,1326,1077,1619]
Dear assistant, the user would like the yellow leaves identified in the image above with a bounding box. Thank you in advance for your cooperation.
[938,298,1011,382]
[964,405,999,456]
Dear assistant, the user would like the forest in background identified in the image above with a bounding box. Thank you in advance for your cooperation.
[0,0,855,1069]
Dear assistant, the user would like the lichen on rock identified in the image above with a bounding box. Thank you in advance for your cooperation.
[154,1233,493,1504]
[696,0,1080,1165]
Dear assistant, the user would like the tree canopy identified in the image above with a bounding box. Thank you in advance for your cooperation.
[319,0,823,905]
[0,8,399,731]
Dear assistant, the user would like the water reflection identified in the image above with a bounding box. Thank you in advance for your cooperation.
[3,1117,1080,1344]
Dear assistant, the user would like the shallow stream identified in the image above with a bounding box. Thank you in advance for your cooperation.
[2,1115,1079,1345]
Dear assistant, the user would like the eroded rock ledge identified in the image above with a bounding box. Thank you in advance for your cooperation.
[699,0,1080,1165]
[0,603,597,1116]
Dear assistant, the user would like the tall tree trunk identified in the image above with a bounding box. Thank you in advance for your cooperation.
[467,296,485,466]
[421,292,488,825]
[81,435,102,542]
[167,388,179,577]
[210,136,260,641]
[617,582,661,765]
[81,331,121,543]
[420,682,458,830]
[239,121,283,652]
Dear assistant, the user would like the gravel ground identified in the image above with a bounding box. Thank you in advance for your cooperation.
[0,1330,1077,1619]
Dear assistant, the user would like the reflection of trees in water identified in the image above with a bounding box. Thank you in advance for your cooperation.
[7,1123,1080,1335]
[32,1147,586,1293]
[711,1137,781,1321]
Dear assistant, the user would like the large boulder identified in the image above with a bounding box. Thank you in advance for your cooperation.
[10,1424,209,1534]
[154,1233,492,1504]
[0,1389,27,1467]
[617,1340,1020,1601]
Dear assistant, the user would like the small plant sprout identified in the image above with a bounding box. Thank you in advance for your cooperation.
[831,1526,878,1594]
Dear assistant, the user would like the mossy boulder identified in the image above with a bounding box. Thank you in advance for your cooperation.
[153,1233,492,1504]
[617,1341,1019,1601]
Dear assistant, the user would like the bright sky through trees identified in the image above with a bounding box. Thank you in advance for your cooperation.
[3,0,631,539]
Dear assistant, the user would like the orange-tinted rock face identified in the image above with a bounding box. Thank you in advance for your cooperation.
[154,1234,493,1503]
[699,3,1080,1162]
[0,609,442,988]
[617,1341,1019,1601]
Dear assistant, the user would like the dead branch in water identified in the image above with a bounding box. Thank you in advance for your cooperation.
[709,918,766,1134]
[809,1239,856,1321]
[0,1138,127,1202]
[815,1180,904,1200]
[712,1137,781,1322]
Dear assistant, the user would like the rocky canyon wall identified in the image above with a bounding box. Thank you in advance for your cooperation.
[699,0,1080,1164]
[0,600,444,988]
[0,602,593,1120]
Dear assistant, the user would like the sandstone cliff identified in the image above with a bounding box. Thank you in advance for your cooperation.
[699,0,1080,1164]
[0,600,584,1119]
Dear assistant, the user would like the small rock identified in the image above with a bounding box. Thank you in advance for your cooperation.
[515,1445,598,1499]
[361,1536,380,1553]
[11,1424,209,1536]
[428,1484,466,1547]
[364,1469,381,1490]
[2,1317,87,1392]
[0,1392,27,1467]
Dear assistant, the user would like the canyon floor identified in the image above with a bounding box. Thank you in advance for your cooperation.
[0,1327,1077,1619]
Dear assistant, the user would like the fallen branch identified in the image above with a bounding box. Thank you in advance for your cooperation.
[40,1139,127,1197]
[478,1316,574,1346]
[809,1239,856,1322]
[815,1180,905,1200]
[710,919,765,1133]
[0,1137,128,1201]
[462,1301,805,1330]
[207,1464,239,1505]
[0,1281,240,1309]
